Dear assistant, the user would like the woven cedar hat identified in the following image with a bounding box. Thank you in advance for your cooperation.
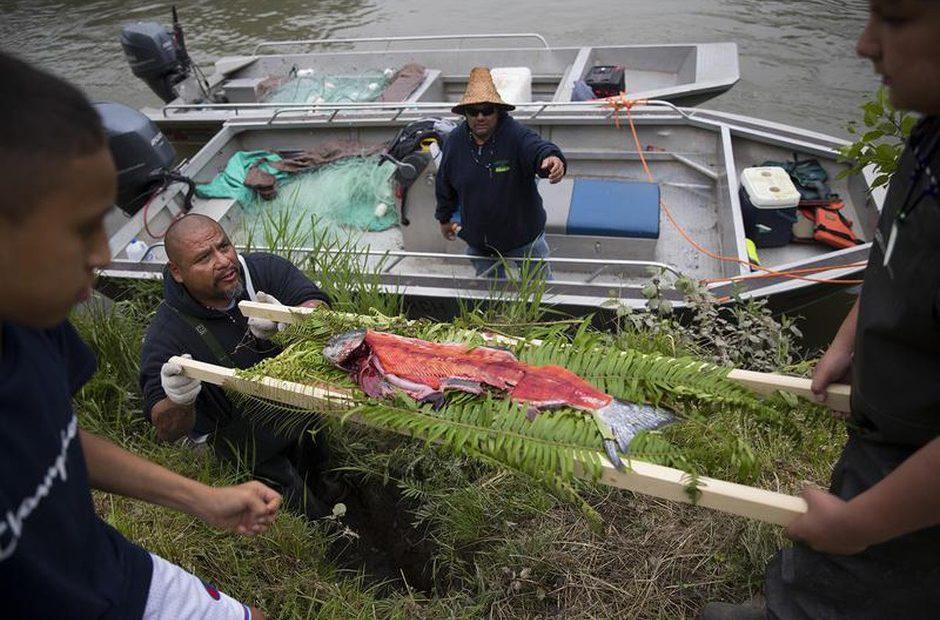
[451,67,515,114]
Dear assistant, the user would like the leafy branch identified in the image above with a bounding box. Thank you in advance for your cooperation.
[838,85,918,189]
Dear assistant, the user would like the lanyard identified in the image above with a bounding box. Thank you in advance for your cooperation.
[884,123,940,267]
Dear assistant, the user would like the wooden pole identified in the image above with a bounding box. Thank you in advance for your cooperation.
[726,368,851,413]
[172,354,807,526]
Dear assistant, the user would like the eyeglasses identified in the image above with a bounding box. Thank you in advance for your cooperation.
[464,106,496,117]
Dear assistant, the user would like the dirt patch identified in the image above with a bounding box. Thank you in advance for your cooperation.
[322,474,439,594]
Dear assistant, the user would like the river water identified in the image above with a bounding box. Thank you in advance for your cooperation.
[3,0,875,136]
[1,0,876,347]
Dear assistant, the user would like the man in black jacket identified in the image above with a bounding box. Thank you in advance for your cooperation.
[435,67,566,279]
[139,214,336,518]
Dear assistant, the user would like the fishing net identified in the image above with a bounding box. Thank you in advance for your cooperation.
[195,150,288,205]
[261,70,392,104]
[242,155,399,237]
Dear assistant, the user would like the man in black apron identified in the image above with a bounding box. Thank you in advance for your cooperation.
[703,3,940,617]
[762,114,940,618]
[139,214,337,519]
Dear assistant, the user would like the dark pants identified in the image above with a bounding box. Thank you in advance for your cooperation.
[210,415,334,519]
[765,433,940,619]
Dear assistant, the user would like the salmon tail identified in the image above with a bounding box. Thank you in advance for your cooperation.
[595,400,675,470]
[602,439,624,470]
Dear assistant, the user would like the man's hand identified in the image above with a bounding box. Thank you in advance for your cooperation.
[810,299,857,415]
[540,156,566,184]
[195,481,282,536]
[247,291,286,340]
[440,221,461,241]
[785,487,871,555]
[811,345,853,418]
[161,354,202,406]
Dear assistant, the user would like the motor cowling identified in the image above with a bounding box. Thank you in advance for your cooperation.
[120,22,189,103]
[94,102,177,216]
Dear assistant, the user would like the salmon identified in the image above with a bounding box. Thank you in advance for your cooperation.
[324,329,674,468]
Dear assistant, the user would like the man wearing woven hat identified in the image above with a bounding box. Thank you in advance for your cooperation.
[435,66,566,279]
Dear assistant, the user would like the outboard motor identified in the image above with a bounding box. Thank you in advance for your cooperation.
[94,102,194,216]
[120,6,197,103]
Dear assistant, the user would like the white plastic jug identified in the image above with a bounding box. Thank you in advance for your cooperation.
[126,238,148,262]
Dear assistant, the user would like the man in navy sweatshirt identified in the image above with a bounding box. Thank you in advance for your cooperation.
[435,67,566,279]
[0,51,279,619]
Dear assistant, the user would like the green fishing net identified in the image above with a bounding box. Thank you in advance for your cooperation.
[262,70,392,104]
[242,155,399,235]
[195,150,288,205]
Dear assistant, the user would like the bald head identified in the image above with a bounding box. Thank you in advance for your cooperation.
[164,214,242,309]
[164,214,225,264]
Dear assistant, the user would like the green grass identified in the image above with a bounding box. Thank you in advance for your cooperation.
[71,248,844,618]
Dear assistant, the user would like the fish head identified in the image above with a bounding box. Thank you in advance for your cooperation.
[323,330,368,368]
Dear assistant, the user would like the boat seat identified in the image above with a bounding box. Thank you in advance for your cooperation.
[541,178,660,239]
[540,178,575,234]
[568,179,660,239]
[381,65,438,103]
[222,77,268,103]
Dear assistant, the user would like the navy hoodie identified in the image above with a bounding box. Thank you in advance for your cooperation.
[435,114,566,254]
[139,252,330,435]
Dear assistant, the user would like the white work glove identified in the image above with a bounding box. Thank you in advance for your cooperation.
[247,291,287,341]
[161,354,202,406]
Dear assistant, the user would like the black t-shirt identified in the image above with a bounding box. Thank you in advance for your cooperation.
[139,252,331,435]
[852,116,940,448]
[0,321,152,618]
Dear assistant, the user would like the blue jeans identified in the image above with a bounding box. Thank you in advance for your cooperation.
[466,232,553,280]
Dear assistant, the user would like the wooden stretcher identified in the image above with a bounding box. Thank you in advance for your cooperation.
[171,301,852,527]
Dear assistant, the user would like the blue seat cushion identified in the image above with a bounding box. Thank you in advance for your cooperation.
[566,179,660,239]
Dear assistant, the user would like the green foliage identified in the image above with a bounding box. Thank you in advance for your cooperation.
[242,208,403,317]
[455,255,560,326]
[71,294,155,439]
[613,269,802,372]
[71,282,842,618]
[838,86,918,189]
[301,224,403,317]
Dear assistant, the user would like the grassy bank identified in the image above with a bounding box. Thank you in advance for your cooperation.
[74,267,844,618]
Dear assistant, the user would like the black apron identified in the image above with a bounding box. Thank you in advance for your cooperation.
[766,118,940,619]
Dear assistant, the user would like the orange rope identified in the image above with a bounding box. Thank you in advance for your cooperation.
[603,94,648,129]
[701,261,868,285]
[605,95,866,286]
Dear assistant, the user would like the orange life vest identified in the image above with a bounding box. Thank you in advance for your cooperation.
[798,199,864,249]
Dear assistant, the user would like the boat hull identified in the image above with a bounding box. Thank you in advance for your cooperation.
[144,38,740,148]
[103,103,879,323]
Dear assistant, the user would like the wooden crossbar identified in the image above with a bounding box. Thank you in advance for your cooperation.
[726,368,850,413]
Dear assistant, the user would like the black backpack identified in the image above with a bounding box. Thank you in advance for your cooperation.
[385,118,444,161]
[381,118,453,224]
